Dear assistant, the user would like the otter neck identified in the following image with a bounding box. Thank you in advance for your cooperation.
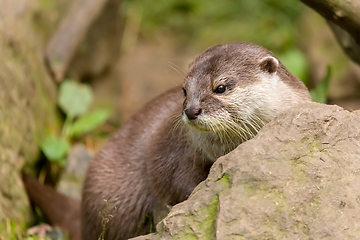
[185,125,251,162]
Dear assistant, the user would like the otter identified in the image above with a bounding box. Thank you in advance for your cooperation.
[21,42,310,240]
[81,42,311,240]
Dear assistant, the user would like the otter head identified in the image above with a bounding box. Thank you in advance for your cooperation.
[182,42,310,143]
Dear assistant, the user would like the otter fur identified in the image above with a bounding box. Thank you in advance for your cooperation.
[22,42,311,240]
[81,42,311,240]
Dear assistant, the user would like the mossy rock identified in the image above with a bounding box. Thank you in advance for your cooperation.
[132,103,360,240]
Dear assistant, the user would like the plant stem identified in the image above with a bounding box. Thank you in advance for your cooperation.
[62,115,73,138]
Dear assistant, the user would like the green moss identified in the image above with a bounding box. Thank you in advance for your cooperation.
[312,196,321,206]
[189,174,230,237]
[216,173,231,188]
[300,136,322,154]
[309,140,321,153]
[168,192,220,239]
[188,195,218,239]
[174,226,198,239]
[202,196,218,237]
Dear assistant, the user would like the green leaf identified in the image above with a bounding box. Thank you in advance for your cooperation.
[69,109,111,137]
[41,136,70,161]
[310,66,331,103]
[58,80,93,118]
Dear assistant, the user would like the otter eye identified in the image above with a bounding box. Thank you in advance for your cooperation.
[214,85,226,94]
[182,87,187,97]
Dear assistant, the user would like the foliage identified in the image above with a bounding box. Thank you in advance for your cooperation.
[310,66,332,103]
[40,136,70,165]
[58,81,92,119]
[0,219,50,240]
[69,109,110,138]
[123,0,304,50]
[122,0,311,85]
[278,48,310,86]
[98,199,115,240]
[23,237,49,240]
[40,80,110,166]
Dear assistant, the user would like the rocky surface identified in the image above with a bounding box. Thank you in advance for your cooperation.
[132,102,360,239]
[57,144,93,201]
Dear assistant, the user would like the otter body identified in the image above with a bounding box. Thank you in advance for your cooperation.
[81,42,311,240]
[81,88,211,240]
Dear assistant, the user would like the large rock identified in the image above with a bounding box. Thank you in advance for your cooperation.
[132,102,360,239]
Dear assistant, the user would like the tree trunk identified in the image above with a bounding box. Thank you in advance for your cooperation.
[300,0,360,64]
[0,0,67,234]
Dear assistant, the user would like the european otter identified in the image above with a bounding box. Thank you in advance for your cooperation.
[81,42,311,240]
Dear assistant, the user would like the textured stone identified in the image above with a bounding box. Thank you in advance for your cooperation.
[132,103,360,239]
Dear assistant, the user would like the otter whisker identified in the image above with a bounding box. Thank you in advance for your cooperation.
[249,113,265,129]
[169,114,183,132]
[168,61,186,78]
[244,119,259,136]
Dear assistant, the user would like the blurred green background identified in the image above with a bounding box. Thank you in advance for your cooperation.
[121,0,309,81]
[117,0,359,120]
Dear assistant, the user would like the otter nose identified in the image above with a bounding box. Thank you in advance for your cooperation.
[185,108,202,120]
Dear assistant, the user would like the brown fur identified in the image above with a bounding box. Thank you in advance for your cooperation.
[81,42,310,240]
[23,42,311,240]
[22,173,81,240]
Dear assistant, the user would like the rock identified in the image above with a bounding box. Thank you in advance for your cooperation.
[57,143,93,201]
[131,102,360,239]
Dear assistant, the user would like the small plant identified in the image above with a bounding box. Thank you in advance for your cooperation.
[40,80,111,166]
[0,219,51,240]
[98,199,116,240]
[23,237,50,240]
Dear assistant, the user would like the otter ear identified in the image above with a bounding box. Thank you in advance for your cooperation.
[259,56,279,74]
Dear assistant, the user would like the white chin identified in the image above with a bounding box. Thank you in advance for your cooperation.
[190,124,210,132]
[182,115,210,132]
